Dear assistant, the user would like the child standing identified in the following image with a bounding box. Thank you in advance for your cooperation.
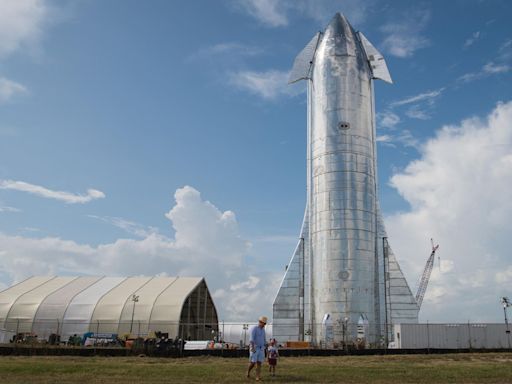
[267,338,279,376]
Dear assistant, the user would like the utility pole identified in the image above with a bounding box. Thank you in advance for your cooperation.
[130,294,139,334]
[382,237,389,348]
[501,297,511,348]
[242,324,249,348]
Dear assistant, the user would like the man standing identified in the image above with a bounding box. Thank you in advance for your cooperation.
[247,316,267,381]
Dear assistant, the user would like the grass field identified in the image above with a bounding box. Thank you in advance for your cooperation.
[1,353,512,383]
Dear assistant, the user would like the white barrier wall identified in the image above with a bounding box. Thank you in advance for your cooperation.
[393,323,512,349]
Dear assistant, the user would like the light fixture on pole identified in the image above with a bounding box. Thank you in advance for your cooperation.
[130,294,139,334]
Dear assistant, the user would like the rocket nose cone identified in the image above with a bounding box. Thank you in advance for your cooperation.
[323,12,358,56]
[325,12,353,38]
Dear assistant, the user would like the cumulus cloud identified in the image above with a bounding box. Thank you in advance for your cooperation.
[0,77,28,103]
[229,69,303,100]
[0,179,105,204]
[0,186,276,320]
[385,101,512,322]
[380,9,430,58]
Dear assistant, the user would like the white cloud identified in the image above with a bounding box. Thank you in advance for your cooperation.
[0,179,105,204]
[0,186,275,320]
[229,69,303,100]
[376,134,393,144]
[496,266,512,284]
[0,77,28,103]
[390,88,444,108]
[458,61,511,83]
[483,62,510,74]
[189,42,264,61]
[499,39,512,61]
[378,129,420,149]
[291,0,371,26]
[231,0,371,28]
[386,101,512,322]
[464,31,480,48]
[378,110,400,129]
[233,0,289,27]
[405,105,431,120]
[0,0,49,58]
[386,88,444,123]
[87,215,157,238]
[0,205,20,213]
[380,9,431,58]
[458,39,512,83]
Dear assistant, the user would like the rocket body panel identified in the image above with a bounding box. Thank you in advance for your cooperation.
[273,13,419,346]
[309,14,378,341]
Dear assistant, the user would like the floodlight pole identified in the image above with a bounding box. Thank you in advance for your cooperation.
[130,294,139,334]
[343,317,349,352]
[502,297,511,349]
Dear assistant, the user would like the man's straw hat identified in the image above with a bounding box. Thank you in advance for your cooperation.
[259,316,268,324]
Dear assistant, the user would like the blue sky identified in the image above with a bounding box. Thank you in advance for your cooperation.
[0,0,511,323]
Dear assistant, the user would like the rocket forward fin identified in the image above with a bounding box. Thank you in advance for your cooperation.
[358,32,393,84]
[288,32,322,84]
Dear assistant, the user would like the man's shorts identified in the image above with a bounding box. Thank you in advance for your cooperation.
[249,347,265,363]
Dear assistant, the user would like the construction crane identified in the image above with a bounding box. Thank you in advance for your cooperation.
[415,238,440,309]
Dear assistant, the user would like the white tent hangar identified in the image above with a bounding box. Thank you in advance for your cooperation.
[0,276,219,341]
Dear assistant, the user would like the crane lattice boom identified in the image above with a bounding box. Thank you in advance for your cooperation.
[415,239,439,309]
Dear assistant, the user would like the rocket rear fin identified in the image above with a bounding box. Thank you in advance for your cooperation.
[358,32,393,84]
[376,206,419,324]
[273,204,309,341]
[385,242,419,323]
[288,32,322,84]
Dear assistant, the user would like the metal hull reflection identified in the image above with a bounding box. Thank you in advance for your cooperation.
[273,13,419,346]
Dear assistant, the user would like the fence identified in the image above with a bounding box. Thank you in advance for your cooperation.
[1,319,219,345]
[1,320,511,350]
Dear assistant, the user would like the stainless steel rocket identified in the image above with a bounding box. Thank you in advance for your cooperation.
[273,13,419,346]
